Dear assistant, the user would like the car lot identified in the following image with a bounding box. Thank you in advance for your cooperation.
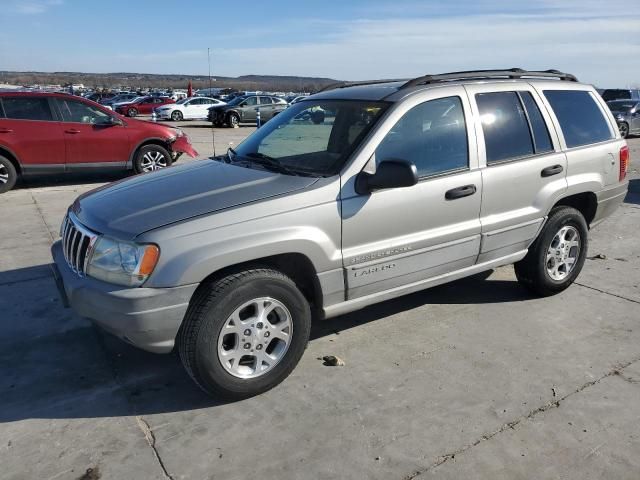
[1,119,639,479]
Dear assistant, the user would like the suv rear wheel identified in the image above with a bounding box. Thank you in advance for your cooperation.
[0,155,18,193]
[133,144,172,174]
[178,268,311,399]
[515,206,588,296]
[619,122,629,138]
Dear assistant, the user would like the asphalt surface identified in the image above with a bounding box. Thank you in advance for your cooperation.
[1,122,639,480]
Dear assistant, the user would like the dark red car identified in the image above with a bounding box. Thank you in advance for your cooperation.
[0,92,198,193]
[114,96,175,117]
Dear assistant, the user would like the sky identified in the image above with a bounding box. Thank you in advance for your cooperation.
[0,0,639,87]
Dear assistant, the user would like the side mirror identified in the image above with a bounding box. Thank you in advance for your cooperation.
[104,116,123,126]
[355,159,418,195]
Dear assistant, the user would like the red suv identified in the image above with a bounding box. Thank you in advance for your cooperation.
[115,96,175,117]
[0,92,198,193]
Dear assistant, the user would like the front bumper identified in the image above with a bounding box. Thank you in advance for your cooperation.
[51,241,198,353]
[172,135,198,158]
[155,110,173,119]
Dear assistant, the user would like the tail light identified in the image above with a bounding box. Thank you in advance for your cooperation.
[620,145,629,181]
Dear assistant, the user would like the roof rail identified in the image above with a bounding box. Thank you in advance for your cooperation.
[316,79,406,93]
[399,68,578,90]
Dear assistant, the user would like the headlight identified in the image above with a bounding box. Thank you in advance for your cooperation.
[86,236,160,287]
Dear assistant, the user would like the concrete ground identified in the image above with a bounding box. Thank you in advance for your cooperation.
[1,122,639,480]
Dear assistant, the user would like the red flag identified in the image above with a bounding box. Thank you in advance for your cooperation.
[187,80,193,97]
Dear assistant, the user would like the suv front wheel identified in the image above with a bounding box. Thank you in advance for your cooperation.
[515,206,588,296]
[178,268,312,399]
[133,144,172,174]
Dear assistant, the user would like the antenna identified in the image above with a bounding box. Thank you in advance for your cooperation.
[208,47,216,157]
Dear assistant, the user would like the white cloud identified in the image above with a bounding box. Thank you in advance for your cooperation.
[206,10,640,87]
[10,0,63,15]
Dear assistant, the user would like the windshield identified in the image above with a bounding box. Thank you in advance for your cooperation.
[608,101,637,113]
[225,96,245,106]
[231,100,389,176]
[176,98,189,104]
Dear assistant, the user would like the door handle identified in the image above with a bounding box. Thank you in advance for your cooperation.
[0,128,13,133]
[445,184,477,200]
[65,129,81,134]
[541,164,563,177]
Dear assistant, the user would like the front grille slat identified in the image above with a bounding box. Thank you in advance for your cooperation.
[61,213,98,277]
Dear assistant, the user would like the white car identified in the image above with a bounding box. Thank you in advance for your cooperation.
[154,97,226,121]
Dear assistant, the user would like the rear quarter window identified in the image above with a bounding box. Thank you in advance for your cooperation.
[544,90,613,148]
[2,97,54,121]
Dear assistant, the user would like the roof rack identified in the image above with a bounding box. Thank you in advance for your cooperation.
[316,79,406,93]
[399,68,578,90]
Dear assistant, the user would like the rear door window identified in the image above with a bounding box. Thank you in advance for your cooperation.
[2,97,54,121]
[544,90,613,148]
[519,92,553,154]
[476,92,534,164]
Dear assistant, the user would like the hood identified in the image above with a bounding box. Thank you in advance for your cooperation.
[71,160,318,240]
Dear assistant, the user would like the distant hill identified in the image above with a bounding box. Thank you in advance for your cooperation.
[0,71,340,92]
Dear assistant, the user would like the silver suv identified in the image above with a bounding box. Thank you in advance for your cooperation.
[52,69,630,399]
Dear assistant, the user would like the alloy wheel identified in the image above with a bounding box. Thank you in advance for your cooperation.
[619,123,629,138]
[0,164,8,184]
[217,297,293,379]
[140,150,168,172]
[546,225,581,281]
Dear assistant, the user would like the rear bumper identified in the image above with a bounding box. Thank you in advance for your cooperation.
[51,241,197,353]
[592,181,629,227]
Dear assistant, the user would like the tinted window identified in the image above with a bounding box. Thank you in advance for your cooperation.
[259,96,272,105]
[602,89,630,101]
[243,97,257,106]
[58,99,111,124]
[519,92,553,153]
[544,90,613,148]
[376,96,468,177]
[476,92,533,163]
[2,97,53,121]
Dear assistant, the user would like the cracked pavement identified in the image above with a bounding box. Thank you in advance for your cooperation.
[1,126,639,480]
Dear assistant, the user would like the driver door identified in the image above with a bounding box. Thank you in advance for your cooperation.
[241,96,258,123]
[55,98,130,168]
[340,90,482,299]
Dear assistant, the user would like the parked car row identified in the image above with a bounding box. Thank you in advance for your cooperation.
[0,92,198,193]
[607,99,640,138]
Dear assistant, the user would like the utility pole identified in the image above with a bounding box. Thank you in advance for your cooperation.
[208,47,216,156]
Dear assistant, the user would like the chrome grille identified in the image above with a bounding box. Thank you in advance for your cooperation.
[61,213,98,277]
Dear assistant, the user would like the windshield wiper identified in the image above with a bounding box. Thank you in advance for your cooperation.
[227,147,237,163]
[243,152,299,175]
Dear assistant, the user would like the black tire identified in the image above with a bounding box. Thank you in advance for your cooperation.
[171,110,183,121]
[127,107,138,117]
[178,268,312,399]
[514,206,588,296]
[227,112,240,128]
[133,144,172,174]
[0,155,18,194]
[619,122,629,139]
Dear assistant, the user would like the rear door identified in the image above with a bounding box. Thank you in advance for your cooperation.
[258,96,274,120]
[55,97,130,168]
[0,96,66,172]
[465,84,568,263]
